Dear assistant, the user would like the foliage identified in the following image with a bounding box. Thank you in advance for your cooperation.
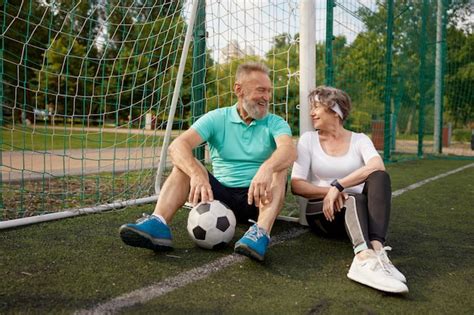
[346,110,372,132]
[452,128,472,142]
[1,0,472,133]
[266,33,300,133]
[445,26,474,127]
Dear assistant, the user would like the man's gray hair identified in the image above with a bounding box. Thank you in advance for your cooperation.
[235,62,270,82]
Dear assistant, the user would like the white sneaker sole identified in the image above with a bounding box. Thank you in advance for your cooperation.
[347,269,409,294]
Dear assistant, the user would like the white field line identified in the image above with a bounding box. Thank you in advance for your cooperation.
[78,162,473,314]
[76,228,307,315]
[391,162,473,197]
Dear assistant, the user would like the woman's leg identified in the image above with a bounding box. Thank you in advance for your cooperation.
[344,194,372,254]
[344,193,407,293]
[306,171,391,255]
[304,173,406,292]
[362,170,392,250]
[306,200,347,238]
[361,170,406,282]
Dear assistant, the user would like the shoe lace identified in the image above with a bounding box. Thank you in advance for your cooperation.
[377,246,395,269]
[374,254,390,273]
[136,213,151,224]
[244,219,265,242]
[366,250,390,274]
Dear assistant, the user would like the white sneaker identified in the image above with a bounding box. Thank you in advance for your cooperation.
[377,246,407,283]
[347,253,409,293]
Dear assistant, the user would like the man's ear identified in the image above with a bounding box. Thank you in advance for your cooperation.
[234,82,242,96]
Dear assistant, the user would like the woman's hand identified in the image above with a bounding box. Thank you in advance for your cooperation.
[322,187,348,221]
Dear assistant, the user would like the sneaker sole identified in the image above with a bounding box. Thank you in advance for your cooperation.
[347,270,408,294]
[119,226,173,251]
[391,271,407,283]
[234,243,264,262]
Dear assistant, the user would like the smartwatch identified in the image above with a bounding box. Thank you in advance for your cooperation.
[330,179,344,192]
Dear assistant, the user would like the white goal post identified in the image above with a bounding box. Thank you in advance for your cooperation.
[0,0,316,229]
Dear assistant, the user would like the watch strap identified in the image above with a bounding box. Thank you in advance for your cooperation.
[330,179,344,192]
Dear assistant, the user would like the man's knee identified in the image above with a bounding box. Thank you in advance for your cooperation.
[167,166,190,183]
[169,159,206,178]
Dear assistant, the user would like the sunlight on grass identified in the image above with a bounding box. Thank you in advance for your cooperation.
[1,126,163,151]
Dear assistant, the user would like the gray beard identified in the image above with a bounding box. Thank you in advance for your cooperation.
[243,99,267,120]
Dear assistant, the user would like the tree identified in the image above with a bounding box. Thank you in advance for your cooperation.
[445,26,473,127]
[30,0,192,126]
[266,33,300,133]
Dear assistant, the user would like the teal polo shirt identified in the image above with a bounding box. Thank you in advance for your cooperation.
[191,104,292,188]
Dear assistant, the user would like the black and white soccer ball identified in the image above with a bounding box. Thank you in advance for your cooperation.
[187,200,236,249]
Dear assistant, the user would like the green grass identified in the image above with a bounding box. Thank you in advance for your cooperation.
[1,127,162,151]
[394,133,434,141]
[0,159,473,314]
[1,170,158,220]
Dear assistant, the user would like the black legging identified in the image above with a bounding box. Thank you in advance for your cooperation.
[306,170,392,253]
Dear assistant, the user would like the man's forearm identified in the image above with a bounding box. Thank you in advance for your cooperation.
[169,140,206,177]
[262,144,296,173]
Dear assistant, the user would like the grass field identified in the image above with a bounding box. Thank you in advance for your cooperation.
[1,159,473,314]
[1,127,162,151]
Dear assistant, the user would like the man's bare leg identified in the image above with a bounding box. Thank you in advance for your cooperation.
[152,160,209,223]
[256,170,287,233]
[234,169,287,261]
[152,166,190,223]
[119,162,207,250]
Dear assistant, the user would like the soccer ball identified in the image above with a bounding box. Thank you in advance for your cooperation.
[187,200,236,249]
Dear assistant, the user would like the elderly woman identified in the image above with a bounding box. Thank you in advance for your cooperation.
[291,86,408,293]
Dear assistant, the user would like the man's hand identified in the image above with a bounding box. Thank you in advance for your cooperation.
[248,165,273,207]
[168,128,214,206]
[188,172,214,206]
[322,186,348,221]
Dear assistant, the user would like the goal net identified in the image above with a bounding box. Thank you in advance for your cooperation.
[1,0,471,226]
[0,0,301,224]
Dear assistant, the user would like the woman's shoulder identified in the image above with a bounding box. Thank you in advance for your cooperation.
[297,130,318,143]
[350,131,376,151]
[350,131,372,142]
[300,130,318,139]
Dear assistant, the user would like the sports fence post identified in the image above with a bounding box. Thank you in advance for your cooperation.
[192,0,206,163]
[383,0,394,162]
[418,0,429,158]
[298,0,316,225]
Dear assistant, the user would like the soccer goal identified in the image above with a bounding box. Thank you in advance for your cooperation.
[2,0,469,228]
[0,0,314,228]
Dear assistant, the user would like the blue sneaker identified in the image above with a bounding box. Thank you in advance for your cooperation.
[234,221,270,261]
[119,214,173,251]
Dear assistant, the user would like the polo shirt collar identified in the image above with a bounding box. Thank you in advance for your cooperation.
[229,104,243,123]
[230,103,267,125]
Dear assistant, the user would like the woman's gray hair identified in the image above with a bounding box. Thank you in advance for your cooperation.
[235,62,270,82]
[308,86,352,121]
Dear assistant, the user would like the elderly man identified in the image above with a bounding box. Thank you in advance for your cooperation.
[119,62,296,261]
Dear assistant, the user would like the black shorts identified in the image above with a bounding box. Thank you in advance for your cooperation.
[208,172,258,224]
